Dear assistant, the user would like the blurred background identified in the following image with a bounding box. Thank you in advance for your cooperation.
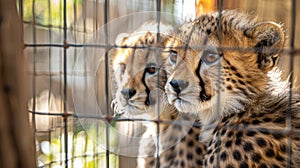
[1,0,299,168]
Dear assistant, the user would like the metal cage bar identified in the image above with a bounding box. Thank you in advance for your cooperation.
[21,0,299,168]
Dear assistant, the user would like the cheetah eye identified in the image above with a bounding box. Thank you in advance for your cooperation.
[202,51,221,64]
[169,50,177,65]
[119,63,126,74]
[145,64,159,75]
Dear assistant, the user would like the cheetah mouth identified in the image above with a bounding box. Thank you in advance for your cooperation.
[171,92,211,103]
[116,100,148,116]
[166,92,212,113]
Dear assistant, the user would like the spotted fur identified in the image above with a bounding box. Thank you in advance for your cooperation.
[163,10,300,167]
[111,23,206,168]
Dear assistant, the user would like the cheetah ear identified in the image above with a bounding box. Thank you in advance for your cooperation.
[115,33,129,44]
[245,22,285,71]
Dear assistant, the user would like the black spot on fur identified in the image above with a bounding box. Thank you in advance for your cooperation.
[237,131,243,138]
[259,163,267,168]
[238,80,246,85]
[227,85,233,90]
[206,29,211,34]
[273,132,284,140]
[240,162,249,168]
[209,155,214,164]
[252,153,262,163]
[207,149,212,154]
[256,138,267,147]
[272,164,280,168]
[220,151,227,161]
[226,164,234,168]
[196,147,202,155]
[276,155,284,162]
[221,129,227,135]
[263,117,272,122]
[225,140,232,148]
[149,159,155,166]
[181,160,185,167]
[188,128,193,134]
[227,131,234,137]
[230,66,237,71]
[274,117,285,124]
[265,148,275,157]
[246,130,256,137]
[179,149,184,156]
[187,153,193,160]
[258,113,264,117]
[238,111,246,118]
[280,145,286,152]
[233,150,242,161]
[188,140,194,147]
[222,117,228,123]
[252,119,261,125]
[235,139,242,146]
[243,142,254,152]
[196,159,203,165]
[225,58,231,66]
[236,72,243,78]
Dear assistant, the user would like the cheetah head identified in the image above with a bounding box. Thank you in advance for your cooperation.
[163,10,285,125]
[112,30,172,117]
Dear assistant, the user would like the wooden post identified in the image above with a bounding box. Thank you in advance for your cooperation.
[0,0,36,167]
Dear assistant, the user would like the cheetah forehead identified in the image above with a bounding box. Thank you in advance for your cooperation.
[177,10,258,39]
[164,10,259,54]
[113,21,174,67]
[112,32,168,71]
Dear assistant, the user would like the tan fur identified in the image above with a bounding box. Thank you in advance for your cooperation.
[163,10,300,167]
[111,23,206,168]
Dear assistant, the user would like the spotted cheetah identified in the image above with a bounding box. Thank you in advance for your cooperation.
[163,10,300,167]
[111,22,206,168]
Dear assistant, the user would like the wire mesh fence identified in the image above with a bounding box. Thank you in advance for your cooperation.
[19,0,300,168]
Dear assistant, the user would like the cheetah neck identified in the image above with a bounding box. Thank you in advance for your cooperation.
[199,69,293,145]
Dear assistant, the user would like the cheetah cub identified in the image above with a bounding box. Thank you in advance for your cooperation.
[111,22,206,168]
[163,10,300,167]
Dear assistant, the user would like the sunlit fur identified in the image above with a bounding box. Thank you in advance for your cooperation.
[112,25,171,117]
[163,10,300,167]
[112,23,206,168]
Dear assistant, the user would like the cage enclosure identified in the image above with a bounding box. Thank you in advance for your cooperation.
[19,0,300,168]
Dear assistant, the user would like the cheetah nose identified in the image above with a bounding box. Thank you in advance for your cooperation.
[169,80,189,94]
[121,88,136,100]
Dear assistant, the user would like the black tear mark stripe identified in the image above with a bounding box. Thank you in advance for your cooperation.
[183,23,210,102]
[131,39,151,105]
[142,70,151,105]
[195,60,208,102]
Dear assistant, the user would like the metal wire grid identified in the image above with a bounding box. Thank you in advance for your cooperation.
[20,0,299,168]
